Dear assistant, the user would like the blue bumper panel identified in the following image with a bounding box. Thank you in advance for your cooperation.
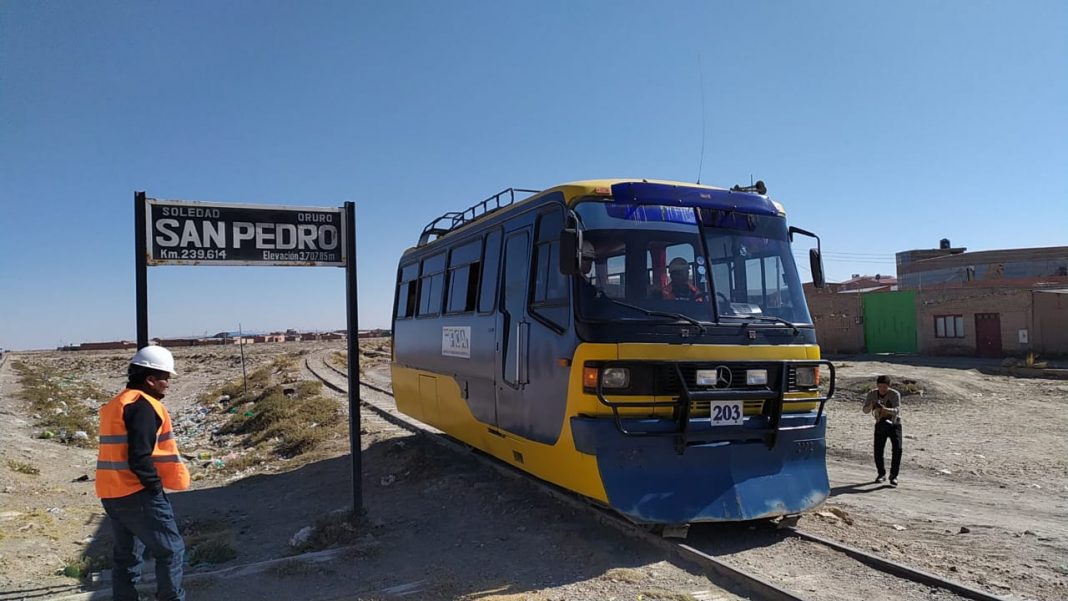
[571,414,828,524]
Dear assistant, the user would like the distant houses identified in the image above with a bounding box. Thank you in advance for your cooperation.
[62,328,391,351]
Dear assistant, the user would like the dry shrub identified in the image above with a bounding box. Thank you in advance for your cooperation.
[12,360,101,446]
[603,567,644,583]
[330,351,347,369]
[7,459,40,475]
[205,356,340,458]
[292,511,364,553]
[59,553,111,580]
[189,538,237,565]
[181,518,237,565]
[197,356,300,406]
[639,592,697,601]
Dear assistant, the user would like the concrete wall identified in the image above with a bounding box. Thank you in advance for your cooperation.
[807,292,866,354]
[79,341,137,351]
[158,338,198,347]
[915,288,1034,356]
[252,335,285,343]
[1033,291,1068,356]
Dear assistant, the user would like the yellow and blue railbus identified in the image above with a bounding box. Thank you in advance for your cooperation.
[391,179,835,524]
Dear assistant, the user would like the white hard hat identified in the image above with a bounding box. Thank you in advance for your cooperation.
[130,345,177,375]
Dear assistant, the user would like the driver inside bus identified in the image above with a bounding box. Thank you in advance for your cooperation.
[578,240,604,303]
[662,257,702,301]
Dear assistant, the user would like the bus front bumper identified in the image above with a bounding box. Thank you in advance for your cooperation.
[570,414,829,524]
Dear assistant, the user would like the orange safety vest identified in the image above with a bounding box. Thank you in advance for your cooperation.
[96,389,190,498]
[662,282,702,301]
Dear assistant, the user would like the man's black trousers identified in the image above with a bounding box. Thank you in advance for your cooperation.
[874,420,902,479]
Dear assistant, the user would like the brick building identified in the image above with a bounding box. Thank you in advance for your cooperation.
[900,242,1068,356]
[78,341,137,351]
[805,291,865,354]
[806,243,1068,357]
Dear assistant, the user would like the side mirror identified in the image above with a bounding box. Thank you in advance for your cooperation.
[809,248,826,288]
[559,228,582,276]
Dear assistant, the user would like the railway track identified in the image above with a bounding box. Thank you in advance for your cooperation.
[306,352,1006,601]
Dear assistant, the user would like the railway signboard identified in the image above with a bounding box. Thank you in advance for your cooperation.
[133,191,364,514]
[145,199,345,266]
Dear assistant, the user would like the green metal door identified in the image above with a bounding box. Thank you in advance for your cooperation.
[862,291,917,353]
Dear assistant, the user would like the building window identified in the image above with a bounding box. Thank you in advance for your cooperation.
[935,315,964,338]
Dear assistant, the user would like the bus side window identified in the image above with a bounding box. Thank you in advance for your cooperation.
[418,253,446,317]
[395,263,420,319]
[447,239,482,314]
[479,229,502,313]
[531,207,569,329]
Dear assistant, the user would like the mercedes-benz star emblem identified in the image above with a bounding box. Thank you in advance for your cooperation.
[714,366,732,389]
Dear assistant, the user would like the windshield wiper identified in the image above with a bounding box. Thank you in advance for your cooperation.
[596,293,708,334]
[721,314,801,334]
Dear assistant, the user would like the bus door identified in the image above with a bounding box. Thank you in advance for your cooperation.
[496,228,531,430]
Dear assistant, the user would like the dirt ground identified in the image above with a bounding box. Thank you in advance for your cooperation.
[0,343,738,601]
[0,344,1065,601]
[805,360,1068,601]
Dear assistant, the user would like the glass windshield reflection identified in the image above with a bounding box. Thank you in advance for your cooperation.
[574,201,812,326]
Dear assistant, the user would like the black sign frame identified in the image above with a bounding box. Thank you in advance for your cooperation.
[134,192,363,515]
[145,198,346,267]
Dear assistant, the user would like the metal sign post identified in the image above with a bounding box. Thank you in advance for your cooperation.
[343,201,362,516]
[135,192,149,349]
[134,192,363,514]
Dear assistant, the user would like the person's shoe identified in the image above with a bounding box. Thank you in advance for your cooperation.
[875,475,886,483]
[890,478,898,487]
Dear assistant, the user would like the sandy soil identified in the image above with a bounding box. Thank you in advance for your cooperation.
[1,346,1065,601]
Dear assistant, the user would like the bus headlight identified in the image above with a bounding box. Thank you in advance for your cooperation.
[601,367,630,388]
[695,369,718,386]
[746,369,768,385]
[795,366,820,388]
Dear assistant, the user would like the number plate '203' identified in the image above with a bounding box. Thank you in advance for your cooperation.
[709,401,744,426]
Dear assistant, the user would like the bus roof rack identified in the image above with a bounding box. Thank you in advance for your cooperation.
[418,187,541,246]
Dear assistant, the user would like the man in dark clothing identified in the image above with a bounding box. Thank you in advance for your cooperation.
[862,375,902,486]
[96,346,188,601]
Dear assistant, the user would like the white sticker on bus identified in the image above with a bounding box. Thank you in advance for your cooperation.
[442,326,471,358]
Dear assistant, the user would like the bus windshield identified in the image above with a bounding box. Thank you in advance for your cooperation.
[573,201,812,326]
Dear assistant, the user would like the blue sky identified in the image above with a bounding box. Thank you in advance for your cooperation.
[1,1,1065,350]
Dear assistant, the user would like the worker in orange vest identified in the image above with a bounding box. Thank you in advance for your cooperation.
[96,346,190,601]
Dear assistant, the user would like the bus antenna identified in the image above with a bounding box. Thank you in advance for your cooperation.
[696,53,707,185]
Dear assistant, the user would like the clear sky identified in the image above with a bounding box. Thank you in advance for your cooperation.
[1,1,1065,350]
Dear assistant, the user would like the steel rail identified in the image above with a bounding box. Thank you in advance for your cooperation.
[306,353,1003,601]
[782,528,1006,601]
